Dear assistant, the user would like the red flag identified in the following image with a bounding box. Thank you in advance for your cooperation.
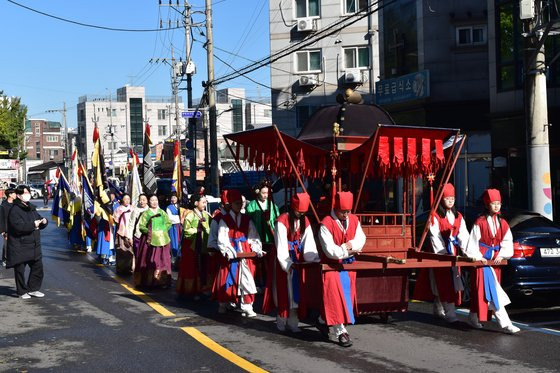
[55,168,61,178]
[93,125,99,143]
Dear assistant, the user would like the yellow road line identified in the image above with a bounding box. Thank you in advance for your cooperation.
[181,327,268,373]
[93,257,266,372]
[117,281,176,317]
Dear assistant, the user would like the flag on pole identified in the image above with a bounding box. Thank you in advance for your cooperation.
[142,123,157,194]
[51,168,72,227]
[91,124,113,223]
[171,140,182,200]
[79,161,97,239]
[70,148,80,194]
[127,148,143,206]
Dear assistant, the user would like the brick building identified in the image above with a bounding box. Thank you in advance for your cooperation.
[25,119,64,163]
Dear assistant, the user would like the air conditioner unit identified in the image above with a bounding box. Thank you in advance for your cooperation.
[297,17,316,32]
[299,75,318,87]
[345,68,363,83]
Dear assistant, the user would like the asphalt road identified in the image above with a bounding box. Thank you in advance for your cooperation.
[1,202,560,372]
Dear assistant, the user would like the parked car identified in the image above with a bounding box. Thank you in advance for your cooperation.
[28,186,41,199]
[30,183,44,198]
[501,211,560,305]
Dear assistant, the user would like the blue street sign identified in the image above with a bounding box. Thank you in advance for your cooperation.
[181,111,202,119]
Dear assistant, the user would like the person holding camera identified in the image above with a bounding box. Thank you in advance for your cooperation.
[6,185,48,299]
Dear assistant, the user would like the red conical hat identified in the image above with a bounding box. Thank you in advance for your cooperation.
[291,193,310,213]
[334,192,353,211]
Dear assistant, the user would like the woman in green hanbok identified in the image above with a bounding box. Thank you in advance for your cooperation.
[134,195,173,288]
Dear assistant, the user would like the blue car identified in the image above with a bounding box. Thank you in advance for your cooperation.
[501,211,560,304]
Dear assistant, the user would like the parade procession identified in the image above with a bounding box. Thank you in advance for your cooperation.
[42,90,522,356]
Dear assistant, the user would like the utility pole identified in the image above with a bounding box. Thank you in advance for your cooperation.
[522,0,554,220]
[185,1,198,191]
[171,49,181,140]
[206,0,219,196]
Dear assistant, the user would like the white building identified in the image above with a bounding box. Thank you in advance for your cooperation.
[77,85,185,173]
[194,88,272,176]
[269,0,379,135]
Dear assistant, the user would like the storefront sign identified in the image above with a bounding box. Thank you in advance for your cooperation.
[375,70,430,105]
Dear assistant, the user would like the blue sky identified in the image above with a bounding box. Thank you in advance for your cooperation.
[0,0,271,128]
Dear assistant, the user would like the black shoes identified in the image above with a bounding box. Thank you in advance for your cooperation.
[338,333,352,347]
[316,320,330,339]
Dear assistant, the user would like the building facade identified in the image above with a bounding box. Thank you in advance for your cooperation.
[488,0,560,218]
[76,85,185,173]
[25,119,65,163]
[269,0,379,135]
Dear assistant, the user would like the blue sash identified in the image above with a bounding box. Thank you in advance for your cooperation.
[480,242,501,310]
[339,271,355,324]
[446,236,460,255]
[288,239,302,303]
[225,236,247,290]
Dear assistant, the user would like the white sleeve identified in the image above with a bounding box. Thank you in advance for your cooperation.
[319,224,349,260]
[217,219,236,258]
[464,224,484,260]
[429,218,447,254]
[247,219,263,253]
[302,224,320,263]
[348,222,366,252]
[457,218,470,251]
[275,221,291,272]
[499,227,514,259]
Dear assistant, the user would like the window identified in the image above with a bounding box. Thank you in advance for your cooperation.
[296,105,320,128]
[456,26,487,46]
[295,50,321,72]
[158,109,167,120]
[106,108,116,117]
[264,109,272,118]
[129,98,143,147]
[344,0,368,14]
[343,46,369,69]
[35,142,40,159]
[78,109,85,122]
[46,136,58,143]
[295,0,319,18]
[232,99,243,132]
[158,125,167,137]
[35,124,40,135]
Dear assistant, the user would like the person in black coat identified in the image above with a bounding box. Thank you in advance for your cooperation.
[6,185,48,298]
[1,188,16,266]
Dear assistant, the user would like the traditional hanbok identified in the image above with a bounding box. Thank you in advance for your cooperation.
[127,205,148,258]
[166,203,182,258]
[114,204,133,274]
[263,193,319,331]
[318,192,366,342]
[134,208,173,287]
[413,184,469,319]
[213,208,263,315]
[246,198,280,288]
[176,209,211,296]
[95,217,114,263]
[463,188,518,333]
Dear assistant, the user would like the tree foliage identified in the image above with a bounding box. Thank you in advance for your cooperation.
[0,90,27,159]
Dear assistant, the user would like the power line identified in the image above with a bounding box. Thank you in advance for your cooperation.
[213,0,393,86]
[6,0,182,32]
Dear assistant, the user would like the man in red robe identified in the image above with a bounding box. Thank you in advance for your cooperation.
[263,192,319,332]
[464,188,520,334]
[318,191,366,347]
[214,189,264,317]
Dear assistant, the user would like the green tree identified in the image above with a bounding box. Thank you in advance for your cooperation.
[0,90,27,159]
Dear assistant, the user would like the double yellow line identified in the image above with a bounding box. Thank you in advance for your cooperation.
[113,276,267,373]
